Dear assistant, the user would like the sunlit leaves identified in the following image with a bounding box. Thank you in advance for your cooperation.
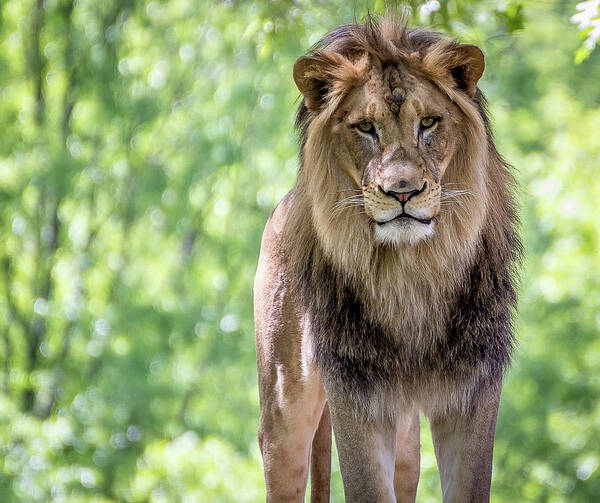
[572,0,600,63]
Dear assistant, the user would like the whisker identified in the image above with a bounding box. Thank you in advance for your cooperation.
[441,182,469,188]
[332,203,364,214]
[332,199,365,217]
[333,194,365,209]
[440,189,472,198]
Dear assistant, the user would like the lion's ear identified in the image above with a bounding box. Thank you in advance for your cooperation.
[449,44,485,98]
[293,56,328,111]
[293,52,359,112]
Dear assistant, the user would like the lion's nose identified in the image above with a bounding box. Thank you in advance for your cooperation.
[380,181,427,203]
[390,189,418,203]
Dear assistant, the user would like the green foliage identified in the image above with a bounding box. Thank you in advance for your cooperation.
[571,0,600,63]
[0,0,598,501]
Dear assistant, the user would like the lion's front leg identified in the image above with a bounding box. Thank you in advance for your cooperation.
[394,411,420,503]
[324,379,398,503]
[428,380,502,503]
[258,365,327,503]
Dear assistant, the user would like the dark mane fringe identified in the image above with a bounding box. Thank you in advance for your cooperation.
[298,225,519,413]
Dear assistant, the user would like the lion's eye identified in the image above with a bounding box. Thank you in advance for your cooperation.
[357,121,375,134]
[420,116,439,129]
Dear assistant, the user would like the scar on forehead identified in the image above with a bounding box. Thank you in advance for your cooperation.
[367,102,376,116]
[392,87,404,105]
[382,83,405,114]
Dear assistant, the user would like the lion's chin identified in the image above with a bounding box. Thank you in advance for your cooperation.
[374,218,435,247]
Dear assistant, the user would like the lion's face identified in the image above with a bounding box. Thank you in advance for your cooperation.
[330,62,462,246]
[294,26,486,250]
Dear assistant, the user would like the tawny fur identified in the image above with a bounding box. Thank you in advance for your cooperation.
[255,14,521,502]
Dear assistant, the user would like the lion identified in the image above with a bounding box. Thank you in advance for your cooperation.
[254,14,520,503]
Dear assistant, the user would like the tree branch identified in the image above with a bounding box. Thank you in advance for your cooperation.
[30,0,46,126]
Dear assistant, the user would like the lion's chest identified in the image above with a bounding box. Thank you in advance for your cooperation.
[303,259,512,413]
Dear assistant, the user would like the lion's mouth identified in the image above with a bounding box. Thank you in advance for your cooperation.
[375,213,435,225]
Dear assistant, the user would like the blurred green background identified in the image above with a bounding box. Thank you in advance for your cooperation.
[0,0,599,501]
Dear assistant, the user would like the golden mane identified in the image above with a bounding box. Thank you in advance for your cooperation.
[283,16,520,416]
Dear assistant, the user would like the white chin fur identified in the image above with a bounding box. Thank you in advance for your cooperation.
[374,219,435,247]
